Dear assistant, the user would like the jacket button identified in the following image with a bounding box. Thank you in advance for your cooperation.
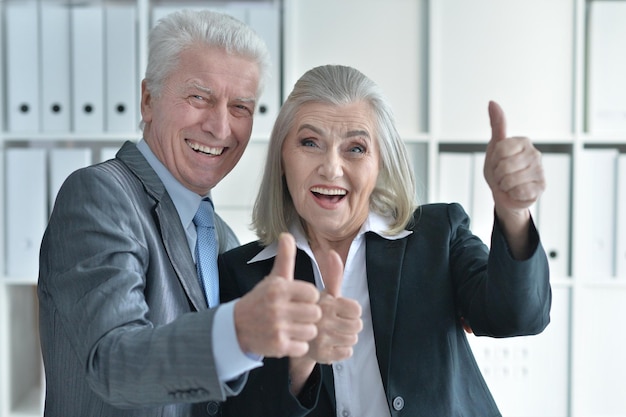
[392,396,405,411]
[206,401,220,416]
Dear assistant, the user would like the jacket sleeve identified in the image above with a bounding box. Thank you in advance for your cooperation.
[38,165,228,407]
[448,203,552,337]
[221,357,323,417]
[218,248,325,417]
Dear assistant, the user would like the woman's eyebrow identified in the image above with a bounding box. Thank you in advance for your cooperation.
[346,129,371,139]
[297,123,324,135]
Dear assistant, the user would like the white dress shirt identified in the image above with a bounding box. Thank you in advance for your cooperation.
[136,139,261,383]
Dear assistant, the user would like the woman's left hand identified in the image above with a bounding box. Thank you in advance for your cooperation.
[483,101,546,215]
[483,101,546,258]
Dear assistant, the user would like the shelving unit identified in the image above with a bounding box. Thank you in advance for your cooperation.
[1,0,625,416]
[0,1,280,416]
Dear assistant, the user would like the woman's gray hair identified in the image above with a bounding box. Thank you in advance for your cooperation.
[252,64,418,245]
[144,9,270,99]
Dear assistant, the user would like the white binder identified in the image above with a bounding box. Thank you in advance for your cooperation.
[213,209,257,245]
[206,2,247,22]
[151,6,212,26]
[5,149,48,278]
[468,286,570,417]
[470,152,493,247]
[105,5,138,133]
[212,142,267,208]
[616,154,626,278]
[152,6,182,25]
[40,2,72,132]
[72,4,105,133]
[5,0,40,133]
[99,147,120,163]
[574,287,626,415]
[248,3,281,138]
[49,149,93,213]
[405,143,428,204]
[438,152,473,211]
[437,0,574,138]
[587,1,626,134]
[213,142,267,244]
[577,148,618,278]
[536,153,571,278]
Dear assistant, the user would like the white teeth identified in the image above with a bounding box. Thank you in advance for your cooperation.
[311,187,347,196]
[187,140,224,156]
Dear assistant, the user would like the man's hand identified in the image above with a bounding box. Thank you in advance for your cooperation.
[234,233,322,358]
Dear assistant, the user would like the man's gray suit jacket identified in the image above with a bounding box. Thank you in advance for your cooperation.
[38,141,241,417]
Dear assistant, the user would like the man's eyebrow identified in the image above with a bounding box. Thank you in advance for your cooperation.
[236,96,257,104]
[190,82,256,103]
[190,83,213,95]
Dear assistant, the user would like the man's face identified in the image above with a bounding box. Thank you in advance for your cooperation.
[141,44,260,195]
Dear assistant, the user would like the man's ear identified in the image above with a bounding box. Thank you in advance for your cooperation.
[140,79,153,123]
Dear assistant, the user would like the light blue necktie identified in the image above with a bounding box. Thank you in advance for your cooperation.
[194,198,219,307]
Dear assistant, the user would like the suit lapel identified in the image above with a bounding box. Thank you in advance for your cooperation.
[365,232,406,393]
[294,249,315,285]
[292,237,406,402]
[117,141,207,311]
[156,200,207,311]
[293,239,406,405]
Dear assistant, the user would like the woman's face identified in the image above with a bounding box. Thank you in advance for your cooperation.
[281,101,380,244]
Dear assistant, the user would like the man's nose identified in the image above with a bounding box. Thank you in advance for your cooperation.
[202,105,232,140]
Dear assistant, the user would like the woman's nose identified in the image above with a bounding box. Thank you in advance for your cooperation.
[318,150,343,180]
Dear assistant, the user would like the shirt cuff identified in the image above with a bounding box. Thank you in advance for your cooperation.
[213,299,263,382]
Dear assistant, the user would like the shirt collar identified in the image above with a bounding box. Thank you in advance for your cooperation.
[248,211,412,264]
[136,139,206,229]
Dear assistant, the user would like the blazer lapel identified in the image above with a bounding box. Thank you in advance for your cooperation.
[292,238,406,402]
[156,200,207,311]
[117,141,207,311]
[291,239,405,407]
[365,232,406,393]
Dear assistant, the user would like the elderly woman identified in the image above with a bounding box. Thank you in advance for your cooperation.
[219,65,550,417]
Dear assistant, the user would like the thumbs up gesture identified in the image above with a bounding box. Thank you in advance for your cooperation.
[483,101,546,258]
[307,250,363,365]
[234,233,322,358]
[484,101,545,212]
[286,249,363,395]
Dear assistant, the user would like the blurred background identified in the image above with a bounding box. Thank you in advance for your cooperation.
[0,0,625,416]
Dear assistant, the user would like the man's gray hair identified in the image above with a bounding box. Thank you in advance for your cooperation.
[144,9,270,99]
